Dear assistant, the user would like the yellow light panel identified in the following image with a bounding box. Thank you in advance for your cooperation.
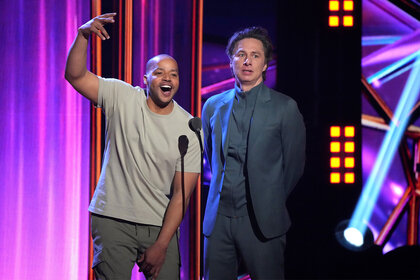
[330,126,341,137]
[343,1,354,11]
[331,142,341,152]
[344,141,355,153]
[343,15,354,27]
[344,157,355,168]
[330,157,341,168]
[344,172,355,183]
[329,16,339,27]
[331,172,341,183]
[344,126,355,137]
[329,1,340,11]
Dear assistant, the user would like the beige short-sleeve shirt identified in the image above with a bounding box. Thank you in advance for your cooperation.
[88,77,200,226]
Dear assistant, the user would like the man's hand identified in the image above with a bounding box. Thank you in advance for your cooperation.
[138,242,167,280]
[79,13,116,40]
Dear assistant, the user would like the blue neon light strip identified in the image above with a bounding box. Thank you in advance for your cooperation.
[367,49,420,84]
[349,53,420,234]
[362,36,401,46]
[380,59,420,86]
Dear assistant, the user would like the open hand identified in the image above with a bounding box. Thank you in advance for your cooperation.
[79,13,116,40]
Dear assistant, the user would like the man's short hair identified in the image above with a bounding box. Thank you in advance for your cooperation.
[226,26,273,80]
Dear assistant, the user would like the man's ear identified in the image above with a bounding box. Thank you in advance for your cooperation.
[263,63,268,72]
[143,75,148,86]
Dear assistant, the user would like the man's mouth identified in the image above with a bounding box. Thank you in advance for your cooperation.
[160,85,172,92]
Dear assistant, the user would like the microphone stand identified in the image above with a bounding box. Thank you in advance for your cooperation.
[192,129,204,280]
[188,117,203,279]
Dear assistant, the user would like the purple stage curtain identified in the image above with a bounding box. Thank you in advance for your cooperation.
[0,1,91,279]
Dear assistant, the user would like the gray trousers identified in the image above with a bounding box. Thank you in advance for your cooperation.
[204,213,286,280]
[91,214,180,280]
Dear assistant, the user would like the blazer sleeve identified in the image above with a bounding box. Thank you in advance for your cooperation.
[281,99,306,196]
[202,99,213,171]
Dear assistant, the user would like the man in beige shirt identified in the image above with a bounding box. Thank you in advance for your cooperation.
[65,13,200,280]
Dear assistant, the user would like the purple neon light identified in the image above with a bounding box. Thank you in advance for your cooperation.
[0,0,90,279]
[362,0,420,253]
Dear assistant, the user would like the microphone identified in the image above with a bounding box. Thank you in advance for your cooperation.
[188,117,202,133]
[178,135,189,157]
[178,135,189,219]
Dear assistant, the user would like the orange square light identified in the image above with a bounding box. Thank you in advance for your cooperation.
[344,157,355,168]
[344,172,355,183]
[329,16,339,27]
[344,141,355,153]
[331,142,341,152]
[329,1,340,11]
[343,15,354,27]
[344,126,355,137]
[330,157,341,168]
[343,0,354,11]
[330,126,341,137]
[331,172,341,183]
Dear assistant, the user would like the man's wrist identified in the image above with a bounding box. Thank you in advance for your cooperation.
[77,28,90,40]
[154,237,170,250]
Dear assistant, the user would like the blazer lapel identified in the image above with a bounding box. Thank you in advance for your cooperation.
[219,89,235,163]
[248,84,271,150]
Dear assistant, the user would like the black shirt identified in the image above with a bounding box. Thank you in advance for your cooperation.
[218,82,262,217]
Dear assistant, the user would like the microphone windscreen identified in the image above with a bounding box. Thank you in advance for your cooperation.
[178,135,189,157]
[188,117,202,132]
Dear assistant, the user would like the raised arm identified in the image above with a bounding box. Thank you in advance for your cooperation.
[64,13,116,104]
[138,171,199,279]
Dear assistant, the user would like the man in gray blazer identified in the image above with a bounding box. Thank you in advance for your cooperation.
[202,27,306,279]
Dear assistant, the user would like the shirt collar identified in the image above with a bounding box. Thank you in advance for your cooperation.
[234,82,264,100]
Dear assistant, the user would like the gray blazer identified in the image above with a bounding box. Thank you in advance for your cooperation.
[202,83,306,239]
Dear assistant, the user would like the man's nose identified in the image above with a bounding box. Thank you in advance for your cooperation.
[163,73,170,80]
[243,57,251,65]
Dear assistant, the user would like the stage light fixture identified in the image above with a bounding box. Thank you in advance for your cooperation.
[335,220,374,251]
[328,0,355,28]
[344,227,363,246]
[329,126,356,184]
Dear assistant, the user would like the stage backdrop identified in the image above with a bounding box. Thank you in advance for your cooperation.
[0,0,91,279]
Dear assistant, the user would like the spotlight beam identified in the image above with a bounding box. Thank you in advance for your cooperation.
[349,54,420,238]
